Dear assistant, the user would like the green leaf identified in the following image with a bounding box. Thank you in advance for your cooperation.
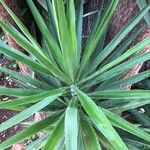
[0,21,48,66]
[46,0,58,42]
[136,79,150,89]
[102,109,150,142]
[100,25,145,68]
[81,38,150,86]
[44,115,64,150]
[90,90,150,99]
[136,0,150,26]
[124,138,150,150]
[26,134,48,150]
[89,4,150,73]
[0,111,62,150]
[77,125,85,150]
[77,90,128,150]
[89,0,105,41]
[98,70,150,90]
[86,28,107,76]
[36,72,62,88]
[76,0,84,61]
[92,52,150,89]
[65,99,78,150]
[1,0,49,59]
[0,66,52,90]
[0,42,52,76]
[67,0,79,69]
[77,0,119,79]
[52,0,76,81]
[129,109,150,127]
[99,98,150,113]
[81,117,101,150]
[95,128,114,150]
[0,87,44,96]
[0,88,66,109]
[0,21,71,84]
[0,93,61,133]
[26,0,63,67]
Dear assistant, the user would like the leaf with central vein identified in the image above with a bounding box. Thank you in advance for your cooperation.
[65,99,78,150]
[0,93,61,133]
[89,5,150,73]
[99,98,150,113]
[0,42,52,76]
[0,88,66,109]
[102,109,150,142]
[25,134,48,150]
[83,52,150,89]
[89,90,150,99]
[0,21,71,84]
[0,111,62,150]
[99,25,145,69]
[77,90,128,150]
[44,115,64,150]
[1,1,50,59]
[98,70,150,90]
[0,87,44,96]
[80,37,150,84]
[77,0,119,79]
[76,0,84,61]
[81,117,101,150]
[136,0,150,26]
[67,0,78,72]
[26,0,63,67]
[52,0,75,81]
[46,0,59,42]
[0,66,52,90]
[124,138,150,149]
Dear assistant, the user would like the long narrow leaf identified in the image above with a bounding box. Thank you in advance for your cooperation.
[99,98,150,113]
[0,66,52,90]
[46,0,58,42]
[0,111,62,150]
[1,1,50,59]
[77,0,119,79]
[76,0,84,61]
[83,51,150,89]
[0,42,52,76]
[80,37,150,84]
[26,0,63,66]
[0,21,71,84]
[90,90,150,99]
[26,134,48,150]
[67,0,79,70]
[124,138,150,149]
[99,25,145,68]
[98,70,150,90]
[81,117,101,150]
[136,0,150,26]
[102,109,150,142]
[0,88,66,109]
[0,93,61,133]
[77,90,128,150]
[44,115,64,150]
[52,0,75,81]
[65,99,78,150]
[89,5,150,73]
[0,87,44,96]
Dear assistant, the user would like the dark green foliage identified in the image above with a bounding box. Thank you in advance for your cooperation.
[0,0,150,149]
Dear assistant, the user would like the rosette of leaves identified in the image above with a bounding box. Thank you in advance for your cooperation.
[0,0,150,149]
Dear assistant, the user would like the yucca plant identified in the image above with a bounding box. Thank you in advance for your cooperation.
[0,0,150,149]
